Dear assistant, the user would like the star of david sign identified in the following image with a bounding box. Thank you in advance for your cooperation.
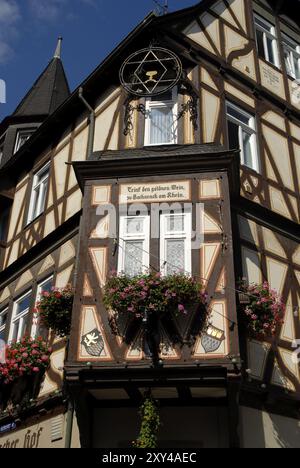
[120,47,182,97]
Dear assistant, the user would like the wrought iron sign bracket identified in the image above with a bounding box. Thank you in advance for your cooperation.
[177,77,199,132]
[120,46,199,137]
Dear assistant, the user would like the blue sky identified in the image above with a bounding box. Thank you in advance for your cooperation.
[0,0,197,120]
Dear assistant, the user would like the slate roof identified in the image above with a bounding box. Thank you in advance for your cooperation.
[12,56,70,118]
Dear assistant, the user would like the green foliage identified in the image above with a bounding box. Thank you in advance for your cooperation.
[133,397,160,449]
[36,286,74,337]
[103,272,207,320]
[239,280,285,338]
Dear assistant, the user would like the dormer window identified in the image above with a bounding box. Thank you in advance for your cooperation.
[282,33,300,80]
[144,89,178,146]
[14,129,35,154]
[254,14,279,68]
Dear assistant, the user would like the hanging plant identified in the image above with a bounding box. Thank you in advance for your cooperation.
[238,280,285,339]
[36,286,74,337]
[103,272,207,328]
[0,336,52,385]
[133,396,160,449]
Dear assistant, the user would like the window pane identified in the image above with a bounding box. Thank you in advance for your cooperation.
[40,279,53,295]
[228,120,240,150]
[126,218,144,235]
[227,106,250,125]
[0,311,7,328]
[255,16,271,32]
[150,107,174,144]
[16,293,31,316]
[38,180,48,216]
[256,28,266,60]
[0,329,5,341]
[284,48,294,76]
[124,241,144,276]
[267,37,275,65]
[242,131,254,169]
[19,316,29,339]
[166,239,185,275]
[167,215,184,233]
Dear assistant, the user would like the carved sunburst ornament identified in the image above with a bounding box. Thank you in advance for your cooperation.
[120,47,182,97]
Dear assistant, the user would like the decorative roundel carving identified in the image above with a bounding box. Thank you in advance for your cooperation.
[120,47,182,97]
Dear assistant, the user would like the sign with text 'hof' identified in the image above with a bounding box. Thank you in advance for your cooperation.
[119,181,191,204]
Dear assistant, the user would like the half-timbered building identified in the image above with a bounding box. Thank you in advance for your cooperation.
[1,0,300,448]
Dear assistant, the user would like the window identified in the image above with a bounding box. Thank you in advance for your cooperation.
[0,308,8,342]
[31,276,53,338]
[160,212,192,276]
[27,163,50,224]
[0,145,3,165]
[14,129,35,154]
[226,102,259,172]
[282,33,300,79]
[0,206,9,243]
[254,14,279,68]
[144,90,178,146]
[118,216,150,276]
[10,291,32,342]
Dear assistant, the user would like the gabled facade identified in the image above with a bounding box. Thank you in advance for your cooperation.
[1,0,300,448]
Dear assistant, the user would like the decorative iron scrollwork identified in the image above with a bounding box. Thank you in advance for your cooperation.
[123,95,147,137]
[120,47,182,98]
[123,77,199,138]
[177,78,199,132]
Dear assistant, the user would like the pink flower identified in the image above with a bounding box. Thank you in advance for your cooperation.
[32,367,40,373]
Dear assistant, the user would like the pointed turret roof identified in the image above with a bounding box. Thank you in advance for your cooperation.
[13,38,70,118]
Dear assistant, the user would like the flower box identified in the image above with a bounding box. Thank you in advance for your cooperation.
[0,337,51,410]
[104,272,208,357]
[36,286,74,337]
[238,281,285,339]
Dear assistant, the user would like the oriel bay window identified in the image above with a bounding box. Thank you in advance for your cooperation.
[282,33,300,79]
[27,162,50,224]
[254,14,279,68]
[9,291,32,342]
[144,89,178,146]
[226,102,259,173]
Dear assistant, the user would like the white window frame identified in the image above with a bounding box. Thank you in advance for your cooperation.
[226,102,260,173]
[14,129,35,154]
[27,162,50,224]
[282,33,300,79]
[254,14,280,68]
[31,276,53,338]
[144,89,178,146]
[9,290,32,343]
[118,215,150,276]
[160,212,192,276]
[0,308,8,342]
